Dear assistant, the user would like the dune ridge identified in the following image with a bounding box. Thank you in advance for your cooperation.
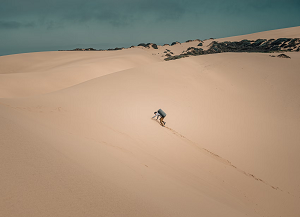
[0,49,161,98]
[63,26,300,61]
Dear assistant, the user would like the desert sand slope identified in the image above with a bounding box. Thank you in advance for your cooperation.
[1,26,300,217]
[1,51,300,217]
[217,26,300,42]
[0,49,161,98]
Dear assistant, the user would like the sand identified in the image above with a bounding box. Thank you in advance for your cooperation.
[0,49,161,98]
[1,26,300,217]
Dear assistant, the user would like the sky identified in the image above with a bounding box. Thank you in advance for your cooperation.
[1,0,300,56]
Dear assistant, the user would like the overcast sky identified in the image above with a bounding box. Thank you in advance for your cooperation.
[1,0,300,56]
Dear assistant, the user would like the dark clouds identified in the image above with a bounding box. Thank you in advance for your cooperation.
[0,0,186,26]
[0,21,35,29]
[1,0,298,27]
[0,0,300,56]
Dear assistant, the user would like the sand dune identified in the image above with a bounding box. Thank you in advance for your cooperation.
[1,26,300,217]
[138,26,300,59]
[217,26,300,42]
[0,49,161,98]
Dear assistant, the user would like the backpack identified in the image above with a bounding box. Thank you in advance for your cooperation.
[158,109,166,118]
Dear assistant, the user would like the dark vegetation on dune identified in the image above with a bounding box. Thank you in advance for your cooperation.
[165,38,300,61]
[137,43,158,49]
[61,38,299,61]
[270,53,291,58]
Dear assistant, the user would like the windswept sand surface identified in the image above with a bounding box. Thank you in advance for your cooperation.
[217,26,300,42]
[0,49,161,97]
[1,27,300,217]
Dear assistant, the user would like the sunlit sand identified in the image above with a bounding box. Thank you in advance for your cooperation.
[1,26,300,217]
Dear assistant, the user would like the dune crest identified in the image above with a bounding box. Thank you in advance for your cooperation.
[0,49,161,98]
